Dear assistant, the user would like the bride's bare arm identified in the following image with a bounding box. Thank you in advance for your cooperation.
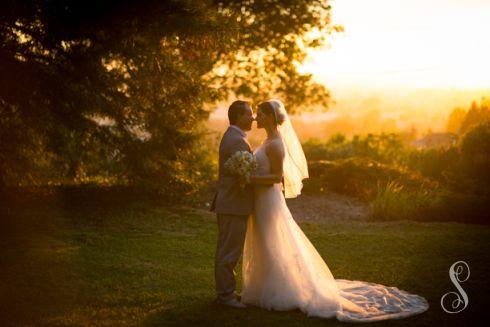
[250,141,285,185]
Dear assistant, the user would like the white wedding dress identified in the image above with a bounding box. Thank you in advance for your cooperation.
[241,139,429,322]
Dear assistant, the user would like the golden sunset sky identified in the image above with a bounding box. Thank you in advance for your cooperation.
[302,0,490,90]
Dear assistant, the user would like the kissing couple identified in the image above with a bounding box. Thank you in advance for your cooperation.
[210,99,429,322]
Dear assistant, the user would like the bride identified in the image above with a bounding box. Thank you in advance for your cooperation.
[243,99,429,322]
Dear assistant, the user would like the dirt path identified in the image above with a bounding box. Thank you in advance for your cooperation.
[286,193,371,222]
[200,192,371,223]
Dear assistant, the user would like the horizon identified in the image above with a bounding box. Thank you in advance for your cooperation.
[211,0,490,138]
[209,87,490,141]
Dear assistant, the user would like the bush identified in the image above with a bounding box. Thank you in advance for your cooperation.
[302,132,406,164]
[403,122,490,183]
[370,182,436,221]
[370,182,489,224]
[302,134,352,161]
[459,122,490,183]
[303,158,436,200]
[301,128,490,224]
[404,147,460,182]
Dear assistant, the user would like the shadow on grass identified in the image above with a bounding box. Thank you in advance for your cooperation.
[1,189,488,326]
[143,298,330,327]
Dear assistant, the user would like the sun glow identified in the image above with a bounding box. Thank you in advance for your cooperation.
[301,0,490,90]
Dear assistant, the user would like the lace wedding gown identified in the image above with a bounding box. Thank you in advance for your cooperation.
[241,140,429,322]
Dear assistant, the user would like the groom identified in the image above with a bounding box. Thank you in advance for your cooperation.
[211,100,255,308]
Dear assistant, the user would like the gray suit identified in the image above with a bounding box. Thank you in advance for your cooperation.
[212,125,254,302]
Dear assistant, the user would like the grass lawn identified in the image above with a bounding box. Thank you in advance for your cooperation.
[1,199,488,326]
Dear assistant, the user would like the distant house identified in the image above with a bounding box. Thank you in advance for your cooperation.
[411,133,458,149]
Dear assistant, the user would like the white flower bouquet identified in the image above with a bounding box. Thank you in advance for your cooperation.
[224,151,257,188]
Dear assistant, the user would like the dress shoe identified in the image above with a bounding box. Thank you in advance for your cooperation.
[216,298,246,309]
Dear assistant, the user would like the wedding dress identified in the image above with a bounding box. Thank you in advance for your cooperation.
[241,100,429,323]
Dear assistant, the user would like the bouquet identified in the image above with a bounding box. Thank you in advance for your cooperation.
[224,151,257,188]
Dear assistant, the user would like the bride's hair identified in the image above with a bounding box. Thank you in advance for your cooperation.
[258,101,286,126]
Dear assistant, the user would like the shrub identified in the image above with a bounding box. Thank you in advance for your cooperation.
[303,158,436,200]
[459,122,490,183]
[404,146,460,182]
[370,182,489,224]
[302,132,406,164]
[370,182,435,221]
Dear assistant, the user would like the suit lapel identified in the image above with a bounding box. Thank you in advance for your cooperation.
[225,126,252,153]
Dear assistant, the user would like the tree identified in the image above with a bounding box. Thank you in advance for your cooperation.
[0,0,340,195]
[460,98,490,134]
[460,122,490,182]
[446,107,466,134]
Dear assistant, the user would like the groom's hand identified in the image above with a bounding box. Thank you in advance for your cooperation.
[250,174,274,187]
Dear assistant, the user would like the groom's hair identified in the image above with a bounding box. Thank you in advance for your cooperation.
[228,100,251,124]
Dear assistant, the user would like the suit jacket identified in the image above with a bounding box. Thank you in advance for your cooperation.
[211,126,254,216]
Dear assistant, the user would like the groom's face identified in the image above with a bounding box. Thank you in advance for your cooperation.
[237,105,254,131]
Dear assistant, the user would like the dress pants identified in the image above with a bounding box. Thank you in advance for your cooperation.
[215,213,249,302]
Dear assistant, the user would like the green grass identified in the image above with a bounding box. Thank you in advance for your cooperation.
[1,200,489,326]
